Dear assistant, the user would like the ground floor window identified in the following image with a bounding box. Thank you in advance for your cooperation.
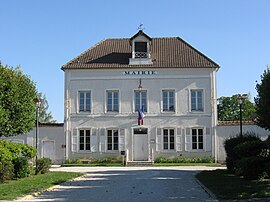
[192,128,203,150]
[107,129,119,151]
[79,129,91,151]
[163,128,175,150]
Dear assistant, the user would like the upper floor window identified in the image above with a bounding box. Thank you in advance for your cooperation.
[107,91,119,112]
[135,90,147,112]
[79,129,91,151]
[107,129,119,151]
[192,128,203,150]
[162,90,175,112]
[135,42,147,58]
[79,91,91,112]
[163,128,175,150]
[191,90,203,112]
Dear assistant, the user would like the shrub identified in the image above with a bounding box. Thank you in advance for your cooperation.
[236,156,267,180]
[154,157,214,164]
[0,140,37,161]
[36,158,51,174]
[224,133,260,171]
[13,157,30,178]
[0,160,14,182]
[233,140,268,159]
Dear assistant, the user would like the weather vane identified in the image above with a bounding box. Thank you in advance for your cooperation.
[137,23,145,31]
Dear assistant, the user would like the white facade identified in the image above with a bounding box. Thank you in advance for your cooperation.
[64,68,218,162]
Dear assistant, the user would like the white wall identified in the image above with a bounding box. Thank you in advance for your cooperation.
[216,123,270,162]
[1,124,65,164]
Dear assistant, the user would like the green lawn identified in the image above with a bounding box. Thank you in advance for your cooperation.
[154,163,220,166]
[0,171,84,200]
[196,169,270,200]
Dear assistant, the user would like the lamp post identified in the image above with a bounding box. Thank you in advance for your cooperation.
[33,97,41,175]
[237,94,247,137]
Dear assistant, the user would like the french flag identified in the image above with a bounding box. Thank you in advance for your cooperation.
[138,106,145,126]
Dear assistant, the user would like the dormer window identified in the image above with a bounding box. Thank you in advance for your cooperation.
[135,42,147,58]
[129,30,153,65]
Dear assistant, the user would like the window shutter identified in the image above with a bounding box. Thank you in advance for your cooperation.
[71,128,77,152]
[119,129,125,152]
[100,128,106,152]
[185,128,191,151]
[205,127,212,152]
[176,128,182,151]
[91,128,98,152]
[156,128,162,151]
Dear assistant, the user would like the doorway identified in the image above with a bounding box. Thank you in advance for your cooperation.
[133,128,148,161]
[42,141,55,161]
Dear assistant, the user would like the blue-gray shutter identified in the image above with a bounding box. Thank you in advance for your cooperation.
[176,128,182,151]
[100,128,106,152]
[156,128,162,151]
[119,129,125,152]
[72,128,77,152]
[185,128,191,151]
[91,128,97,152]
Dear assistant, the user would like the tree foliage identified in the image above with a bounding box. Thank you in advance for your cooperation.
[0,64,37,137]
[255,66,270,130]
[37,92,56,123]
[217,94,256,121]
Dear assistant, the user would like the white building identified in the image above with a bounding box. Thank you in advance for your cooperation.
[61,31,220,163]
[1,123,65,164]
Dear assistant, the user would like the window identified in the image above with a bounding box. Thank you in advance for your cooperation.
[162,90,175,112]
[191,90,203,111]
[79,91,91,112]
[163,129,175,150]
[107,129,119,151]
[135,42,147,58]
[135,90,147,112]
[192,128,203,150]
[79,129,91,151]
[106,91,119,112]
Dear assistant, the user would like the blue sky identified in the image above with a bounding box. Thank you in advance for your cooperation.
[1,0,269,122]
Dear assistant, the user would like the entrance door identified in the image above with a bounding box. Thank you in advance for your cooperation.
[42,141,55,161]
[133,128,148,161]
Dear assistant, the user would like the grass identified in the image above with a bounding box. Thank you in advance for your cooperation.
[154,162,220,166]
[62,163,123,167]
[196,169,270,200]
[0,171,84,200]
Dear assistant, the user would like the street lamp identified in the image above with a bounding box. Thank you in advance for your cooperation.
[33,97,41,175]
[237,94,247,137]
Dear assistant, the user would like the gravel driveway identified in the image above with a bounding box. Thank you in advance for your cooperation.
[19,166,222,202]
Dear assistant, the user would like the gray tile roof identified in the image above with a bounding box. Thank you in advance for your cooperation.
[62,36,219,70]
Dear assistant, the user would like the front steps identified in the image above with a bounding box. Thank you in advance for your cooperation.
[126,161,154,167]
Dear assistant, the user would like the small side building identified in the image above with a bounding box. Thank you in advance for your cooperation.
[0,123,65,164]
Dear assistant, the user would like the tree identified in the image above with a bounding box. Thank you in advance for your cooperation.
[255,66,270,130]
[217,94,256,121]
[37,92,56,123]
[0,64,37,137]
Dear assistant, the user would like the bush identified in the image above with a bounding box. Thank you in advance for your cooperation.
[36,158,51,174]
[0,160,14,182]
[0,140,36,161]
[13,157,30,178]
[233,140,268,159]
[154,157,214,164]
[224,133,260,171]
[236,156,267,180]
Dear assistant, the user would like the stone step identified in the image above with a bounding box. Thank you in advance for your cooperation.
[126,161,154,167]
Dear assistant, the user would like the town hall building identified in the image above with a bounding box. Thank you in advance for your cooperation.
[61,30,220,163]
